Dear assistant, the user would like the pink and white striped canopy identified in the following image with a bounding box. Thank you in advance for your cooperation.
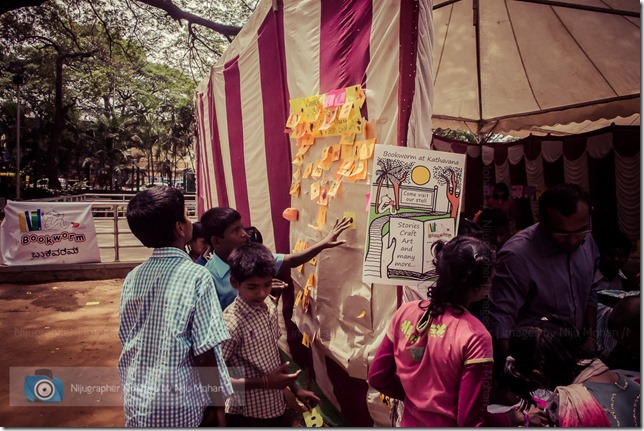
[195,0,434,255]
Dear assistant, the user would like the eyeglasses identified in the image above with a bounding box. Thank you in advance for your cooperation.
[548,218,592,239]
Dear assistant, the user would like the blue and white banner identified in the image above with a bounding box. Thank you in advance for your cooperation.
[1,201,101,265]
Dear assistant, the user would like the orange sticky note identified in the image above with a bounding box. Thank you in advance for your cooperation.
[317,187,329,206]
[285,113,300,129]
[302,331,310,347]
[338,158,355,176]
[298,134,315,146]
[318,106,338,131]
[295,290,303,306]
[306,273,316,288]
[341,144,354,159]
[296,144,312,157]
[332,144,341,161]
[321,146,331,160]
[310,182,320,200]
[352,143,360,159]
[302,162,313,179]
[362,119,375,139]
[353,86,366,108]
[317,205,327,226]
[309,256,317,266]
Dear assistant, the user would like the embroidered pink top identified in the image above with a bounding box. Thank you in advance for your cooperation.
[369,300,501,427]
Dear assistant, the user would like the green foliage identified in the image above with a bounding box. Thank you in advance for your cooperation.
[0,0,227,196]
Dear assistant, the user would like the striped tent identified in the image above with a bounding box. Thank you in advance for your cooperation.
[195,0,434,425]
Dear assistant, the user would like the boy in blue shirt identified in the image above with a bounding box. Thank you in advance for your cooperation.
[118,187,232,427]
[201,207,351,310]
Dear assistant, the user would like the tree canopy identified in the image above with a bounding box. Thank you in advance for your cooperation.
[0,0,252,196]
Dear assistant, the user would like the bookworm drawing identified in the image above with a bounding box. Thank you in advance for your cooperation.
[362,146,465,286]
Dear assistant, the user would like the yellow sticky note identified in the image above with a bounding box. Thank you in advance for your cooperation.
[295,290,303,306]
[338,101,353,120]
[86,301,100,306]
[296,144,311,157]
[338,158,355,176]
[302,332,310,348]
[310,182,321,200]
[308,224,323,231]
[297,264,304,273]
[353,86,366,108]
[352,143,360,159]
[309,256,317,266]
[321,146,331,160]
[344,211,357,229]
[306,273,316,288]
[357,310,367,318]
[318,106,338,131]
[293,166,302,180]
[311,164,323,178]
[339,130,356,146]
[302,162,313,179]
[327,179,342,197]
[358,138,376,160]
[292,153,304,166]
[289,181,301,197]
[303,406,324,427]
[290,122,307,139]
[317,205,327,226]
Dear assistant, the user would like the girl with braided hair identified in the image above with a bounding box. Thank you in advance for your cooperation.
[505,317,640,427]
[368,236,546,426]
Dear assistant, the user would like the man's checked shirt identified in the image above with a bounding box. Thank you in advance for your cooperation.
[118,247,233,427]
[222,296,286,419]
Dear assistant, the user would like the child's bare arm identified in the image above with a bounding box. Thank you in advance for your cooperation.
[194,350,226,426]
[282,217,352,269]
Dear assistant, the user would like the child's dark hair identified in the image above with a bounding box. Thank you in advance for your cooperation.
[228,242,275,284]
[424,235,493,317]
[538,183,592,222]
[504,317,591,407]
[245,226,263,244]
[201,207,241,245]
[191,221,204,241]
[593,229,632,254]
[126,186,186,248]
[492,182,510,200]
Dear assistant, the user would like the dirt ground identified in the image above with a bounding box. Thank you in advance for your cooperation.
[0,279,306,427]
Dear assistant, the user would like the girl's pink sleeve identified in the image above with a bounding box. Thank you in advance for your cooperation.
[458,362,513,427]
[368,330,405,400]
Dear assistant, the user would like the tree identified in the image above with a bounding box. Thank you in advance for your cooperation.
[432,166,463,218]
[374,158,412,214]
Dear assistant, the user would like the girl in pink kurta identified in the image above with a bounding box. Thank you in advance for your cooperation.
[369,236,545,427]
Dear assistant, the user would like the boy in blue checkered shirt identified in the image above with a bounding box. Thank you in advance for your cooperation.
[221,242,320,426]
[118,186,233,427]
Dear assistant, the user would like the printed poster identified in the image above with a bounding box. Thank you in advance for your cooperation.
[1,201,101,265]
[362,146,466,286]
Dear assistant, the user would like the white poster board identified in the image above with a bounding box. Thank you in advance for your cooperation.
[1,201,101,265]
[362,146,466,286]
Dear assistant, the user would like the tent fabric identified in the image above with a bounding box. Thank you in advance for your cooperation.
[432,125,640,243]
[431,0,640,136]
[195,0,434,425]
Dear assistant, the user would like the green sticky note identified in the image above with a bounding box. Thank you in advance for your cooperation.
[343,211,357,229]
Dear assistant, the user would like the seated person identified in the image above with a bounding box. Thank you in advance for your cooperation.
[596,295,640,372]
[593,229,637,292]
[505,316,640,427]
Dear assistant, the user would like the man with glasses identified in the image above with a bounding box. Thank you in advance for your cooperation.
[487,184,600,397]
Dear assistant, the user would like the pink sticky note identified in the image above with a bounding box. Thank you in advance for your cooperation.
[334,91,346,106]
[323,93,336,108]
[365,193,371,212]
